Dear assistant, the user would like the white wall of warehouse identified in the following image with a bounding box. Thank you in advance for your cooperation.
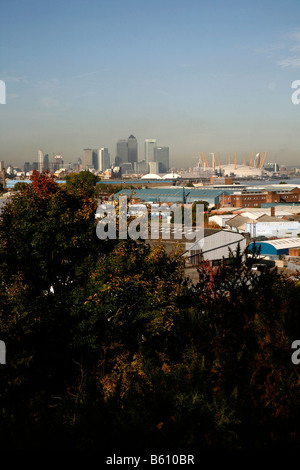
[187,230,246,261]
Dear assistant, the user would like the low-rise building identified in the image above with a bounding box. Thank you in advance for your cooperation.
[186,229,246,264]
[248,238,300,256]
[219,187,300,208]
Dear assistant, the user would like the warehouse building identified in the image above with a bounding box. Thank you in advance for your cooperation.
[248,238,300,256]
[113,187,229,206]
[186,229,246,264]
[219,186,300,208]
[224,213,300,238]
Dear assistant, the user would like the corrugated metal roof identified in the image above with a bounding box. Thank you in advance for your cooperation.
[256,215,283,222]
[258,237,300,248]
[226,215,254,228]
[113,187,227,203]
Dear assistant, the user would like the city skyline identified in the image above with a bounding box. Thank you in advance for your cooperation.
[1,0,300,167]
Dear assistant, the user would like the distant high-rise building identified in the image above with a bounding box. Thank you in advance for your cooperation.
[144,139,156,164]
[149,161,159,174]
[154,147,169,173]
[53,153,64,172]
[83,149,93,168]
[120,162,133,174]
[134,160,149,174]
[127,134,138,166]
[38,149,44,173]
[44,154,49,171]
[99,148,110,172]
[92,149,99,171]
[115,139,128,165]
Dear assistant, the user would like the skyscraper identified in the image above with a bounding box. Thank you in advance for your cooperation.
[92,149,99,170]
[127,135,138,166]
[144,139,156,164]
[44,154,49,171]
[115,139,128,166]
[53,153,64,172]
[99,148,110,172]
[83,149,93,168]
[154,147,169,173]
[38,149,44,173]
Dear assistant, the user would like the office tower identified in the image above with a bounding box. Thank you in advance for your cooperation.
[120,162,133,174]
[149,161,159,174]
[99,148,110,172]
[38,149,44,173]
[44,154,49,171]
[53,153,64,172]
[115,139,128,165]
[127,134,138,166]
[144,139,156,164]
[0,161,4,172]
[134,160,149,174]
[154,147,169,173]
[83,149,93,168]
[92,150,99,171]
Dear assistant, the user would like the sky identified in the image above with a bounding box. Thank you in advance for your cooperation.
[1,0,300,169]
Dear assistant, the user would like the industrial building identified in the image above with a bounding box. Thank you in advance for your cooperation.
[186,229,246,264]
[113,186,227,206]
[209,214,236,228]
[219,187,300,208]
[248,238,300,256]
[225,213,300,238]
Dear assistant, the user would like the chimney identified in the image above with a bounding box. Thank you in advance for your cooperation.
[271,206,275,217]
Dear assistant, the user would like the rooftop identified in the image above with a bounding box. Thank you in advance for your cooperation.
[256,238,300,249]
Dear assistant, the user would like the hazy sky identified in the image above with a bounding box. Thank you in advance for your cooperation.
[1,0,300,168]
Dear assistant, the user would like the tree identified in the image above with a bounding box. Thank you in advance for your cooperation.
[1,175,300,450]
[65,171,99,197]
[0,170,118,449]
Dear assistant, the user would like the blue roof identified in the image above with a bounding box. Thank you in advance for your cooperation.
[248,240,298,255]
[113,188,183,202]
[113,187,229,204]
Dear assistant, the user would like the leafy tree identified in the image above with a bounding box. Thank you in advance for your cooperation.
[14,181,29,191]
[1,173,300,451]
[65,171,99,197]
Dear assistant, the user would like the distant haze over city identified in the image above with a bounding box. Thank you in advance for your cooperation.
[1,0,300,168]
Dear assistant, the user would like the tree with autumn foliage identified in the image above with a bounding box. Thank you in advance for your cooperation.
[0,170,117,448]
[1,171,300,450]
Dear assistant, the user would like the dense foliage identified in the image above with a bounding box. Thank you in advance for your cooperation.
[0,171,300,450]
